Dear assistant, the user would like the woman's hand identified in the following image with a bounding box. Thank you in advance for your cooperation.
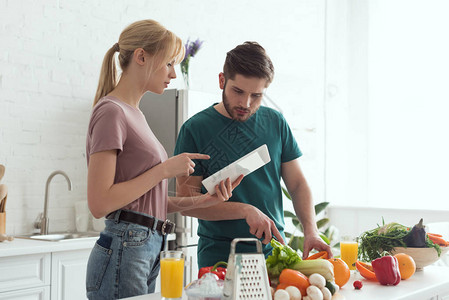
[197,175,244,208]
[160,153,210,178]
[167,175,244,213]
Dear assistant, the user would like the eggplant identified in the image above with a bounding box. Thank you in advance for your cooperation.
[404,218,427,247]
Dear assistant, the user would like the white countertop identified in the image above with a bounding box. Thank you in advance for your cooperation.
[338,266,449,300]
[4,235,446,300]
[122,266,449,300]
[0,232,176,257]
[0,235,97,257]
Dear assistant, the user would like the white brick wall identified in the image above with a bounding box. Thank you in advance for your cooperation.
[0,0,325,235]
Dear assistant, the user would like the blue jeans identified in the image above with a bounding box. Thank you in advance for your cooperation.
[86,211,165,300]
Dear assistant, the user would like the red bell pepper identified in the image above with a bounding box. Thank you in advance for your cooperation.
[197,261,228,280]
[371,254,401,286]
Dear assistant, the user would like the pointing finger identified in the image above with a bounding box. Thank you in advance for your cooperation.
[272,226,285,244]
[186,153,210,160]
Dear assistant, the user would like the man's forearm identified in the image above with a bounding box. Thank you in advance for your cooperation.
[291,183,319,236]
[181,201,251,221]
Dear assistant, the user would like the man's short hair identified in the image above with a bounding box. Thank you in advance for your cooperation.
[223,42,274,85]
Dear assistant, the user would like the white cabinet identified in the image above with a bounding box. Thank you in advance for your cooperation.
[0,286,50,300]
[0,246,91,300]
[0,253,51,300]
[51,249,90,300]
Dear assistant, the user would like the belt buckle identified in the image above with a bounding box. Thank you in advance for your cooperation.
[161,219,174,235]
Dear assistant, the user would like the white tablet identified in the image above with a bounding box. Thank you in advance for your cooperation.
[201,144,271,195]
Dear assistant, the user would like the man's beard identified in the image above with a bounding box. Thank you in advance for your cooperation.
[222,88,256,122]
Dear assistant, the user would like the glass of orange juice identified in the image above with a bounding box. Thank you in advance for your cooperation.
[160,250,185,299]
[340,235,358,270]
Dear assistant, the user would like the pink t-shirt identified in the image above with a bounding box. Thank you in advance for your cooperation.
[86,96,168,220]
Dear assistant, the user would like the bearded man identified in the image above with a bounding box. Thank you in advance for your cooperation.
[174,42,331,268]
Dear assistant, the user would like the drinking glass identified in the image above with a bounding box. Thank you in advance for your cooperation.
[160,250,185,299]
[340,235,358,270]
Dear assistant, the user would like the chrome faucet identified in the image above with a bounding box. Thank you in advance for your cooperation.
[35,170,72,234]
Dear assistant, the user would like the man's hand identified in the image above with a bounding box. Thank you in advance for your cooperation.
[244,205,284,245]
[302,232,333,259]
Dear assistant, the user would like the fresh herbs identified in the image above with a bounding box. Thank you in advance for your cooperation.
[358,224,408,261]
[358,219,441,261]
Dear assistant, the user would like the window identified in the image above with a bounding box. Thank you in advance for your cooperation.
[326,1,449,209]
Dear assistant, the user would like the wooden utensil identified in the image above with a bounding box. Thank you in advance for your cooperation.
[0,184,8,212]
[0,164,5,181]
[0,195,6,212]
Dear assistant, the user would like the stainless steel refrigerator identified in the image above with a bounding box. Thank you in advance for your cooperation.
[139,89,199,287]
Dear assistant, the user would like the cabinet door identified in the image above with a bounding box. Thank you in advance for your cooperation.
[0,286,50,300]
[0,253,50,293]
[51,249,91,300]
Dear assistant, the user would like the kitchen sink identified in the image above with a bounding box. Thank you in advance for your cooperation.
[17,232,99,242]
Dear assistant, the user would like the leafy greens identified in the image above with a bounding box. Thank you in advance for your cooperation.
[265,239,302,278]
[358,220,441,261]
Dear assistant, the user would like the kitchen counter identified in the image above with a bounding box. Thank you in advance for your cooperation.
[122,266,449,300]
[0,231,177,257]
[0,234,97,257]
[338,266,449,300]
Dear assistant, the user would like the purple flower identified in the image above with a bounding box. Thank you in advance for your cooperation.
[181,38,204,78]
[188,38,204,58]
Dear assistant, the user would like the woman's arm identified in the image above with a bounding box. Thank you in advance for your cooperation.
[88,151,210,218]
[167,175,243,213]
[87,150,166,218]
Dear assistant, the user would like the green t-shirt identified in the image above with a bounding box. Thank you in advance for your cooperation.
[174,104,302,268]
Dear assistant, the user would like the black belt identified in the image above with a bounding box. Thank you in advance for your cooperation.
[106,210,175,235]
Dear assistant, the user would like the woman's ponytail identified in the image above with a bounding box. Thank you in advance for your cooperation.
[93,45,119,106]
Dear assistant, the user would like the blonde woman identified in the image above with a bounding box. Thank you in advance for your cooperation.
[85,20,243,299]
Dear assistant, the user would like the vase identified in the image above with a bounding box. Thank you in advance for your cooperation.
[182,72,189,89]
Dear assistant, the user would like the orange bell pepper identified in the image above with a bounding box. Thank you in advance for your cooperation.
[305,251,329,260]
[355,261,377,281]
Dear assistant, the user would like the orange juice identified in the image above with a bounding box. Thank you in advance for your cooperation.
[160,257,184,298]
[340,241,358,270]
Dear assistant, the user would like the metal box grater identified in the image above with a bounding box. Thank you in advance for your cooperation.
[222,238,272,300]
